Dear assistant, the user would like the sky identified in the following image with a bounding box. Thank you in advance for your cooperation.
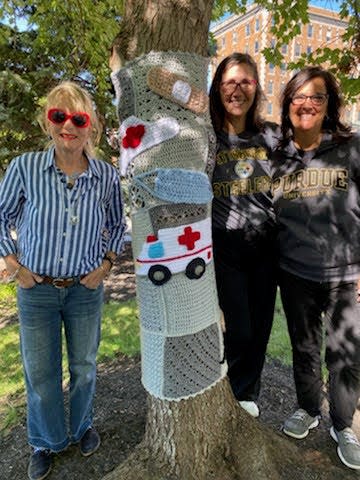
[309,0,341,10]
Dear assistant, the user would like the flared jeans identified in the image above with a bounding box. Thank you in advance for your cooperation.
[17,281,103,452]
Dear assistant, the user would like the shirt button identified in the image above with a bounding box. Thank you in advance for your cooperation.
[59,258,63,262]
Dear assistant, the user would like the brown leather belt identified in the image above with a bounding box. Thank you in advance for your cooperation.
[42,276,84,288]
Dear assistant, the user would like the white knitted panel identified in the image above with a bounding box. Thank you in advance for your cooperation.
[136,261,220,336]
[140,330,164,396]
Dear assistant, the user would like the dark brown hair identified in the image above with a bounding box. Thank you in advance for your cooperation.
[209,53,265,133]
[280,66,351,143]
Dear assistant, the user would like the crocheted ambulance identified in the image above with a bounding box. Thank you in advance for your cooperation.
[136,217,212,285]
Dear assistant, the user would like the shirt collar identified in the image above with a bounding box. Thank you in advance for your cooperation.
[43,146,101,179]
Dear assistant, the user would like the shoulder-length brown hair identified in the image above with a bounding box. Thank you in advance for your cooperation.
[209,52,265,133]
[280,66,351,143]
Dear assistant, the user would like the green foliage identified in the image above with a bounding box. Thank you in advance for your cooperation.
[213,0,247,19]
[0,0,124,172]
[0,0,358,173]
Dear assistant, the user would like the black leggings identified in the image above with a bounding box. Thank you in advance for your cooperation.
[279,269,360,430]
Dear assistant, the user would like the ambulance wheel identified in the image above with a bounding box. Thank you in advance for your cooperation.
[148,265,171,285]
[185,258,206,280]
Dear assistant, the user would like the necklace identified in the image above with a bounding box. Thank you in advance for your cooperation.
[55,168,84,225]
[66,171,82,189]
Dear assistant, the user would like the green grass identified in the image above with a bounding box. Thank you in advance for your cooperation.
[0,284,292,435]
[0,287,139,435]
[266,292,292,365]
[99,299,140,359]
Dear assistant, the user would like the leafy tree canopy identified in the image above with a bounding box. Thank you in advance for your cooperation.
[0,0,358,172]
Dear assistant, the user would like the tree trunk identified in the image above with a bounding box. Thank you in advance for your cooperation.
[105,1,350,479]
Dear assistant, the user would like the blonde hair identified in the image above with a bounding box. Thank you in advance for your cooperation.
[39,81,102,157]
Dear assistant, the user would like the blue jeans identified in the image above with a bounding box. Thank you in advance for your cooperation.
[17,281,103,452]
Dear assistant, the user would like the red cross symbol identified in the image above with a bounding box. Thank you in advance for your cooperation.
[178,226,201,250]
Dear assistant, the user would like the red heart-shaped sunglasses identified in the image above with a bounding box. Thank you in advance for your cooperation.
[47,108,90,128]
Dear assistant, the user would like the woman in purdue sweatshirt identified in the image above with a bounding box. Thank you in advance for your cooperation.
[272,66,360,470]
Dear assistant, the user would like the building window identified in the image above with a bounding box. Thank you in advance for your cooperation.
[221,37,226,49]
[254,41,259,53]
[245,44,249,54]
[246,23,251,36]
[269,63,275,74]
[294,43,301,57]
[268,81,273,95]
[232,31,238,44]
[326,29,331,42]
[255,18,260,32]
[267,102,273,115]
[281,62,286,72]
[307,24,313,38]
[281,44,287,54]
[270,38,276,49]
[307,45,312,54]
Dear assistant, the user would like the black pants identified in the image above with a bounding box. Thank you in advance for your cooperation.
[213,230,277,401]
[279,269,360,431]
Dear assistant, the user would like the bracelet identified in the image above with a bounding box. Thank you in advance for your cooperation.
[8,264,22,282]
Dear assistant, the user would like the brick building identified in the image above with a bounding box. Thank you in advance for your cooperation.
[210,4,360,130]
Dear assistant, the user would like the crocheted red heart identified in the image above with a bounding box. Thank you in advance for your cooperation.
[122,124,146,148]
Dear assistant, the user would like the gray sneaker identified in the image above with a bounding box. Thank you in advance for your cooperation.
[283,408,320,439]
[330,426,360,470]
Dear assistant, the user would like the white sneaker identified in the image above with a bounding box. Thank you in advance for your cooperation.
[239,400,260,418]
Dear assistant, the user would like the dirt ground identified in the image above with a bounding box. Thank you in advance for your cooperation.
[1,242,360,480]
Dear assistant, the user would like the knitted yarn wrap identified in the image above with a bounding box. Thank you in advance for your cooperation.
[112,51,226,401]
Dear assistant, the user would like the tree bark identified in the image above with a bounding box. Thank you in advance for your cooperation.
[105,1,352,479]
[112,0,212,63]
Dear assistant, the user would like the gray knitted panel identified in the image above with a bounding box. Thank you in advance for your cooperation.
[110,68,135,122]
[128,124,209,178]
[149,203,209,233]
[113,51,210,124]
[136,261,220,336]
[162,323,225,399]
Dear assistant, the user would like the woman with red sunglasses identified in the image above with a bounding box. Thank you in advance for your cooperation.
[0,81,126,480]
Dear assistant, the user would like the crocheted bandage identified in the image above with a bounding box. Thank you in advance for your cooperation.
[147,67,208,114]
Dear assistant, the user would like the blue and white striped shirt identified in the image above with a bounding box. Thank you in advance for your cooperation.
[0,148,126,277]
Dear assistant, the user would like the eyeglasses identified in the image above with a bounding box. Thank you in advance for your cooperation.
[220,78,257,94]
[291,94,329,106]
[47,108,90,128]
